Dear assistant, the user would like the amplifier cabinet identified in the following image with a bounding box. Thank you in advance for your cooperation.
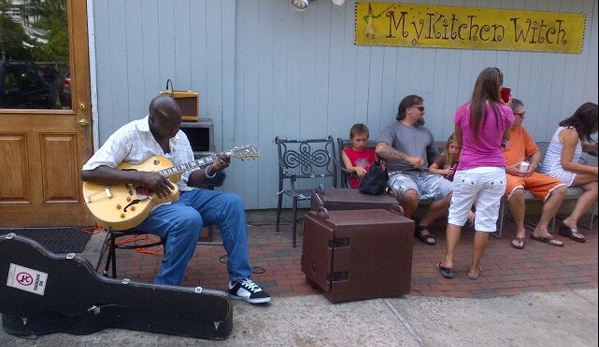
[301,208,414,303]
[160,90,199,122]
[180,119,215,157]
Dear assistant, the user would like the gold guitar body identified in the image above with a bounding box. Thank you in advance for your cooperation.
[82,145,259,231]
[82,156,180,231]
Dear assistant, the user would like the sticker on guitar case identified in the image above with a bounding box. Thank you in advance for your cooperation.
[6,263,48,296]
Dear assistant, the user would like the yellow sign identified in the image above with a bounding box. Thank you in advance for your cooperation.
[355,2,586,53]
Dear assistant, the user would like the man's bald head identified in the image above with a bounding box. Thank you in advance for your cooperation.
[149,94,182,123]
[148,94,182,140]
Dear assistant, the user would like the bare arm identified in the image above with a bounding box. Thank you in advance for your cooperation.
[559,128,598,175]
[502,127,511,142]
[341,151,356,172]
[187,153,230,188]
[507,150,539,178]
[529,150,541,173]
[428,160,452,176]
[454,125,463,147]
[375,142,425,168]
[341,150,367,178]
[428,161,443,175]
[81,165,175,199]
[582,141,598,153]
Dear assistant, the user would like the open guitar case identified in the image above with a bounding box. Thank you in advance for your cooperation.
[0,233,233,340]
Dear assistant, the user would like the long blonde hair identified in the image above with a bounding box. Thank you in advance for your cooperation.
[439,133,459,168]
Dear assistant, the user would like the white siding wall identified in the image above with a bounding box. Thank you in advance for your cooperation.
[91,0,598,210]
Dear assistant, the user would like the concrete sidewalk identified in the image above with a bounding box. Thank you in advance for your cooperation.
[1,287,597,346]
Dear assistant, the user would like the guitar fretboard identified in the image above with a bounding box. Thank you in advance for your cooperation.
[158,145,259,177]
[157,148,238,177]
[158,155,216,177]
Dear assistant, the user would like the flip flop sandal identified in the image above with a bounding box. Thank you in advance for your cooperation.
[467,267,481,280]
[415,225,436,245]
[511,237,525,249]
[530,234,564,247]
[558,225,586,243]
[436,262,454,279]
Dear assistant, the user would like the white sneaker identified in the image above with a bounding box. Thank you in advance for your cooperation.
[228,278,271,304]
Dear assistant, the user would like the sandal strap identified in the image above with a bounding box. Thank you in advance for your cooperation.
[416,228,435,239]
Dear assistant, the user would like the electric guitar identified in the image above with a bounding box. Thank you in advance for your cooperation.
[82,144,259,231]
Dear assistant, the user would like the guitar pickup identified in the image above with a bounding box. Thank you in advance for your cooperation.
[84,186,112,204]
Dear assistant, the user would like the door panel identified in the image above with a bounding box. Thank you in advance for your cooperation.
[41,132,79,203]
[0,133,30,203]
[0,0,93,227]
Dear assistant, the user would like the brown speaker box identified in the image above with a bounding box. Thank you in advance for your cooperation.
[159,90,199,122]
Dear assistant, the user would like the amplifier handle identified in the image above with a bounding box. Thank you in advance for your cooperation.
[315,206,329,220]
[390,203,404,216]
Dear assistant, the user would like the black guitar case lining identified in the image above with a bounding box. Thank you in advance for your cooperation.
[0,233,232,339]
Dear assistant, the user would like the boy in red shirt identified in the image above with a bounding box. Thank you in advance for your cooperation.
[342,123,377,189]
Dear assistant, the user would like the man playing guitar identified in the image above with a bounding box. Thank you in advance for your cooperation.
[81,94,271,304]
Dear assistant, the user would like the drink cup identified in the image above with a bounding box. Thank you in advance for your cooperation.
[519,161,530,173]
[501,87,511,103]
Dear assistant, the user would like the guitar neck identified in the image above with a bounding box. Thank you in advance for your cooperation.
[157,145,257,178]
[158,154,218,178]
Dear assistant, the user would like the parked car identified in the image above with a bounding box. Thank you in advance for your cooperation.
[58,70,71,108]
[0,60,59,109]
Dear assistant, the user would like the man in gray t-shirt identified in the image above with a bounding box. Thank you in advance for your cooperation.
[376,95,453,246]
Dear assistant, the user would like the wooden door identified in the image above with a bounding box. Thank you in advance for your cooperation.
[0,0,93,227]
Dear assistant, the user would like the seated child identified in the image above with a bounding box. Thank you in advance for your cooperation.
[342,123,377,189]
[429,133,475,224]
[429,133,460,181]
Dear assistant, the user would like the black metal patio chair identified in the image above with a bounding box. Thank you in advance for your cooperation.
[274,136,338,247]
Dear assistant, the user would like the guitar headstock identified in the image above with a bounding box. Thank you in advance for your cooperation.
[226,144,260,160]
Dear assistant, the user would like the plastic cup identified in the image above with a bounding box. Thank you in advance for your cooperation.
[501,87,511,103]
[519,161,530,173]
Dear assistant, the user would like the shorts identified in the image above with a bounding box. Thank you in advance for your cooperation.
[505,171,566,202]
[546,168,576,187]
[388,170,452,202]
[448,167,506,232]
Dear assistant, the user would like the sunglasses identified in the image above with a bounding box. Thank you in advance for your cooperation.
[412,106,425,112]
[494,67,504,84]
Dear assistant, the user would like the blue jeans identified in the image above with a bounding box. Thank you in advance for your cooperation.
[136,189,252,285]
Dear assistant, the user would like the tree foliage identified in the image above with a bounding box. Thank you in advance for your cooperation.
[0,12,33,60]
[0,0,68,62]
